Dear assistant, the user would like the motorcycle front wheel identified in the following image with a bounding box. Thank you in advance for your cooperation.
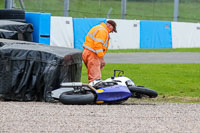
[128,86,158,98]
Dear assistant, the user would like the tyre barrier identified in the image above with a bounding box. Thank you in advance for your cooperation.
[0,9,25,22]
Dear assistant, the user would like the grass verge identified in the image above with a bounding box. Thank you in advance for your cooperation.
[81,63,200,103]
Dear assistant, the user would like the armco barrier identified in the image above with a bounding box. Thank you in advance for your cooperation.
[172,22,200,48]
[140,20,172,48]
[71,19,200,49]
[109,19,140,49]
[50,16,74,48]
[25,12,51,45]
[73,18,106,49]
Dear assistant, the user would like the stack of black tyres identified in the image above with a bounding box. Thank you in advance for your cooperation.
[0,39,83,102]
[0,9,33,41]
[0,9,25,22]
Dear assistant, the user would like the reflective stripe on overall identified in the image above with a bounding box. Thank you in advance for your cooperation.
[83,26,109,54]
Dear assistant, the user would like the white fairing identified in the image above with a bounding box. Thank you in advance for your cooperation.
[89,77,135,87]
[89,80,103,86]
[104,76,135,86]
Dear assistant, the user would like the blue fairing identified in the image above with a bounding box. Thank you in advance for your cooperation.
[95,85,132,103]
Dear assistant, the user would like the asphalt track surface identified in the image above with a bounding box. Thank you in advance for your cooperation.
[104,52,200,64]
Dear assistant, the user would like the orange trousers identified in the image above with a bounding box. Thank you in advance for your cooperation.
[82,49,105,83]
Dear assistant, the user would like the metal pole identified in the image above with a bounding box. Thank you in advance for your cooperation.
[107,8,112,19]
[121,0,127,19]
[19,0,25,10]
[5,0,13,9]
[173,0,179,22]
[64,0,69,17]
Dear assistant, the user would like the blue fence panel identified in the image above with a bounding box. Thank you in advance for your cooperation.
[25,12,51,45]
[140,20,172,48]
[73,18,106,49]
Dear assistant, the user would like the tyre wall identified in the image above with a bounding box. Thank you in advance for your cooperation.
[0,39,82,102]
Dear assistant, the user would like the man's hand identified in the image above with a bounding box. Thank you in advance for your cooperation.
[99,57,105,70]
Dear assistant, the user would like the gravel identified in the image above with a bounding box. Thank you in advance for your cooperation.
[1,101,200,132]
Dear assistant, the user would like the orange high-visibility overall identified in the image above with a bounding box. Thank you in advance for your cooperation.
[82,22,110,83]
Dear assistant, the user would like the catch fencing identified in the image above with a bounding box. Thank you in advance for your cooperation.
[13,0,200,23]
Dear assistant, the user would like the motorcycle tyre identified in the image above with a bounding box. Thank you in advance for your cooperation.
[128,86,158,98]
[59,91,95,105]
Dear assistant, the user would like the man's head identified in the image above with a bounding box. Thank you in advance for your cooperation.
[106,20,117,33]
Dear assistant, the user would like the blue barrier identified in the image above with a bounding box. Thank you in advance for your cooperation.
[25,12,51,45]
[73,18,106,49]
[140,20,172,48]
[25,13,175,49]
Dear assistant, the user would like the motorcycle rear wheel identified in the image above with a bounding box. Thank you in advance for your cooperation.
[59,91,95,105]
[128,86,158,98]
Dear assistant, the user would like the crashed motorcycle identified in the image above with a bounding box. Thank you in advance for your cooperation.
[51,70,158,105]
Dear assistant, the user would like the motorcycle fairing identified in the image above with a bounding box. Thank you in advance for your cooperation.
[95,85,132,104]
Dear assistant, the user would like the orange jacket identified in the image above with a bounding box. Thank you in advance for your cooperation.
[83,22,110,58]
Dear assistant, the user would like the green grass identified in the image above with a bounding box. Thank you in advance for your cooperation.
[15,0,65,16]
[81,63,200,102]
[68,0,200,22]
[0,2,4,9]
[107,48,200,53]
[10,0,200,23]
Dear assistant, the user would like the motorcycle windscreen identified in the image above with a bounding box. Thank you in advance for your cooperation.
[95,85,132,104]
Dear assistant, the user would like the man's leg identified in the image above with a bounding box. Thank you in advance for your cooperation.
[82,49,101,83]
[88,54,101,83]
